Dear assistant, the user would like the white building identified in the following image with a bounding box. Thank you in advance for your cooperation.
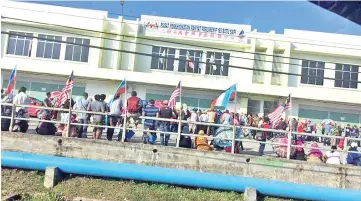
[1,1,361,125]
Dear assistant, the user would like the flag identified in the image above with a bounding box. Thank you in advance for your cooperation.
[168,81,181,109]
[267,94,292,127]
[108,80,126,105]
[49,91,62,100]
[210,54,216,71]
[211,91,236,107]
[160,49,166,64]
[55,71,74,107]
[210,84,236,108]
[6,65,17,95]
[186,51,194,68]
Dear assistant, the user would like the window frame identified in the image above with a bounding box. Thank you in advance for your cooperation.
[64,37,90,63]
[150,46,176,71]
[205,51,230,76]
[6,31,33,57]
[36,34,62,60]
[300,60,325,86]
[334,63,359,89]
[178,49,203,74]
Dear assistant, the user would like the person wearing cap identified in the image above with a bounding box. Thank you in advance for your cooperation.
[158,100,173,146]
[346,142,361,166]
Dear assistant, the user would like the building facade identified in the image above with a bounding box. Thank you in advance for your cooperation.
[1,1,361,125]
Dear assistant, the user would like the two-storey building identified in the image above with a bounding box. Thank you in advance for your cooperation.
[1,1,361,125]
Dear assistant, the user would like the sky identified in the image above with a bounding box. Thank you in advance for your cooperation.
[33,1,361,36]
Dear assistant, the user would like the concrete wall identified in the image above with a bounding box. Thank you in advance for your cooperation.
[2,132,361,190]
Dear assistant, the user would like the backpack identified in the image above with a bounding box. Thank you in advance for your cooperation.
[127,97,140,113]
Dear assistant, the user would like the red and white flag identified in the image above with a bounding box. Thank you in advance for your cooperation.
[267,94,292,127]
[55,71,74,107]
[186,51,194,68]
[168,81,181,109]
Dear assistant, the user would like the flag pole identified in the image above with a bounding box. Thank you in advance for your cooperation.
[121,78,127,142]
[286,93,292,160]
[231,86,238,154]
[66,88,73,138]
[9,68,17,132]
[176,78,182,148]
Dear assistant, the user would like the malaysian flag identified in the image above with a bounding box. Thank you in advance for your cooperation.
[55,71,74,107]
[267,94,291,127]
[168,81,181,109]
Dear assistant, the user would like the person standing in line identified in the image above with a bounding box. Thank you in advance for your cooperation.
[142,99,159,144]
[206,107,216,136]
[73,92,89,138]
[88,94,105,139]
[41,92,52,116]
[107,94,123,141]
[198,110,208,132]
[158,100,173,146]
[126,91,142,129]
[220,110,232,125]
[259,117,270,156]
[189,108,199,134]
[14,87,29,113]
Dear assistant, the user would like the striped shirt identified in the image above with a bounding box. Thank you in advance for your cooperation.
[143,104,159,127]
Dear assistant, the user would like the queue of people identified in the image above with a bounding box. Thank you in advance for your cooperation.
[1,88,361,167]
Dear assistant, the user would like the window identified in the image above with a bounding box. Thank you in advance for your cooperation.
[247,99,260,115]
[252,52,265,83]
[205,52,230,76]
[264,101,279,115]
[150,46,175,71]
[36,34,62,59]
[7,31,33,57]
[65,37,90,62]
[335,64,359,89]
[271,54,282,85]
[178,49,202,74]
[301,60,325,85]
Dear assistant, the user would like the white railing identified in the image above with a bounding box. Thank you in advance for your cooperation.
[1,102,360,165]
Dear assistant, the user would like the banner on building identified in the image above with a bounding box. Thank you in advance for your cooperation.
[141,15,250,43]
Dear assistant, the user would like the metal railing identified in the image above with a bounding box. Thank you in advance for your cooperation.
[1,102,360,166]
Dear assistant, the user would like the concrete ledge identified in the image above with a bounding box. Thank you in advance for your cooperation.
[44,166,63,188]
[244,187,257,201]
[2,132,361,190]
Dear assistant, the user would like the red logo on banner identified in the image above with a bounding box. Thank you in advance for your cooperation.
[204,33,208,38]
[218,34,222,38]
[185,31,189,36]
[178,31,183,35]
[210,33,214,38]
[191,31,196,36]
[167,29,172,34]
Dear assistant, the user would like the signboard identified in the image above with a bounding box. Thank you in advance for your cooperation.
[142,17,249,43]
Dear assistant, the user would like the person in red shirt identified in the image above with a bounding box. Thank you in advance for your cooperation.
[259,117,270,156]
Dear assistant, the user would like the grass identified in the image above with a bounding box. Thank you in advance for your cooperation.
[2,168,244,201]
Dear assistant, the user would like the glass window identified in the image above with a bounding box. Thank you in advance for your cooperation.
[252,52,265,83]
[334,63,359,89]
[178,49,202,74]
[64,37,90,62]
[6,32,33,57]
[300,60,325,85]
[271,54,282,85]
[150,46,175,71]
[36,34,62,59]
[205,52,229,76]
[264,101,279,115]
[247,99,260,115]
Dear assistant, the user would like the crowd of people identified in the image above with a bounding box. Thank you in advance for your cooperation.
[1,87,361,167]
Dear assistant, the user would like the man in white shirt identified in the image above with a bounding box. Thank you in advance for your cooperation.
[107,95,123,141]
[13,87,29,113]
[325,145,341,165]
[73,92,90,138]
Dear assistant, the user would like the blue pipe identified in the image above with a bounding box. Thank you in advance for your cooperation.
[2,151,360,201]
